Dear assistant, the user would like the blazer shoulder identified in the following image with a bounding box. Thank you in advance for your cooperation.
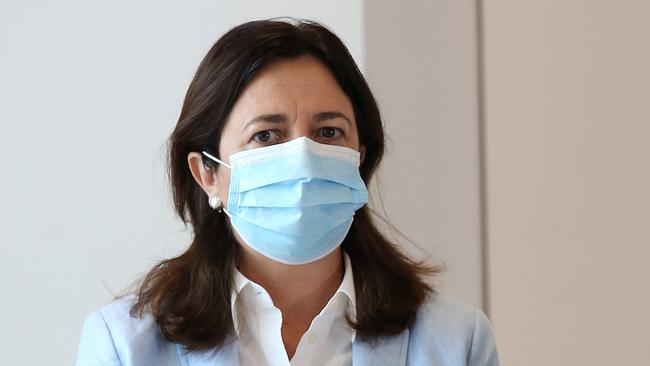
[408,292,500,366]
[411,292,482,342]
[96,294,155,335]
[416,292,478,330]
[76,294,183,366]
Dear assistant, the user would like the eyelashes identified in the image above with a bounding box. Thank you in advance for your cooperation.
[252,130,280,144]
[318,127,343,139]
[250,127,345,146]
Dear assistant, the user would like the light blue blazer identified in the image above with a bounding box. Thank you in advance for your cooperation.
[75,292,499,366]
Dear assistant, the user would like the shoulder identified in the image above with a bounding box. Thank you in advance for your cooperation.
[407,292,500,366]
[412,292,479,336]
[75,294,183,366]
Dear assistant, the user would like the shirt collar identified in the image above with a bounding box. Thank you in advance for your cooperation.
[230,250,357,340]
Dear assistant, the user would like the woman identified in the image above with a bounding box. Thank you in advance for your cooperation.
[75,18,499,366]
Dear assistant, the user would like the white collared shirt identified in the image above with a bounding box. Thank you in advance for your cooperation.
[230,251,356,366]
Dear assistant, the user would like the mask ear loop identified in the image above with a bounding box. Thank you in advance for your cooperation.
[201,150,231,169]
[201,150,233,217]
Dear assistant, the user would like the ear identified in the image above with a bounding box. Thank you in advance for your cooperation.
[187,152,219,196]
[359,145,366,165]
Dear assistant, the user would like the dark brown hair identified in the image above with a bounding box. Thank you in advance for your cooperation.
[129,17,440,351]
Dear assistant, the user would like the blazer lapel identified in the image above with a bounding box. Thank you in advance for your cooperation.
[352,328,410,366]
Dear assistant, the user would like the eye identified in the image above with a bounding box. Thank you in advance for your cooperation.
[252,130,280,144]
[318,127,343,139]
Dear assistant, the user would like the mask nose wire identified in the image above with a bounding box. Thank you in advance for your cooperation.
[201,150,232,169]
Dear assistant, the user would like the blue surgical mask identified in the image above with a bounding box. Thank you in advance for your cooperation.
[202,136,368,265]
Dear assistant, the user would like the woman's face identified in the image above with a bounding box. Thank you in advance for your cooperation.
[188,55,364,210]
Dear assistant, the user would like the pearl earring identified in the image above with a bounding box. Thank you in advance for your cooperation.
[208,195,222,210]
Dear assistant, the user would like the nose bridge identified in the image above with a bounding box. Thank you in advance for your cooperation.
[288,113,314,140]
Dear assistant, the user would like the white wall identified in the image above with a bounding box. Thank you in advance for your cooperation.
[0,1,484,364]
[482,1,650,364]
[364,1,484,309]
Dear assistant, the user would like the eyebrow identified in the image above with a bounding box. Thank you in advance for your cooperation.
[242,111,352,131]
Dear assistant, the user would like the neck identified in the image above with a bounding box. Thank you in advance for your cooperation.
[237,245,344,323]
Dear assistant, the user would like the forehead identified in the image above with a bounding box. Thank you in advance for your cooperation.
[228,56,354,120]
